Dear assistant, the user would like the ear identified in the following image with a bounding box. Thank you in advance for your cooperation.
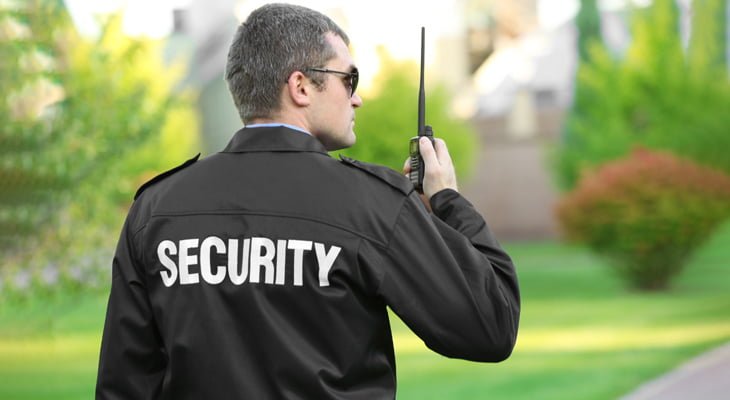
[286,71,311,107]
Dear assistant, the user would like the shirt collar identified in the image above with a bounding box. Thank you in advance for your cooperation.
[244,123,311,135]
[221,126,329,155]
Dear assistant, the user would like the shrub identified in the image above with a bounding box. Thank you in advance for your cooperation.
[556,148,730,290]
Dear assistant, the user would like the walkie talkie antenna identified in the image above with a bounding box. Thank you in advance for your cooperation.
[418,27,426,137]
[409,26,434,193]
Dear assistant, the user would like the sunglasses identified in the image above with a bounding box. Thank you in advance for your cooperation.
[305,67,359,97]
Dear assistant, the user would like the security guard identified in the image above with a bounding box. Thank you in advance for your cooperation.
[96,4,519,399]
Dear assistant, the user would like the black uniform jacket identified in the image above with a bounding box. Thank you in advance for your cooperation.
[96,126,520,400]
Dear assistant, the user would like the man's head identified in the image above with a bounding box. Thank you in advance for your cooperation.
[225,3,362,150]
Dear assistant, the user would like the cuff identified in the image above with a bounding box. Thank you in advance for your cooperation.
[429,189,474,220]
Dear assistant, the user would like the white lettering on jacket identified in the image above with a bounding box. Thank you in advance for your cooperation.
[156,236,341,288]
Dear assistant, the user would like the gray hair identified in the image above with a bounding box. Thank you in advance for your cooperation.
[225,3,350,123]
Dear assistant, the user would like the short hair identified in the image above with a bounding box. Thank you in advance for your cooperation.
[225,3,350,123]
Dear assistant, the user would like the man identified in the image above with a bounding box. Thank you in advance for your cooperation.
[96,3,519,399]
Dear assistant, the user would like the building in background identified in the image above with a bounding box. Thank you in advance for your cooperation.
[166,0,239,153]
[458,0,578,240]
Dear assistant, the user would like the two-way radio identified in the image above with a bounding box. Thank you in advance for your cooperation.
[409,27,435,194]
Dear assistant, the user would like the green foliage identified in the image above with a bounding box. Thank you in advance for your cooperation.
[334,50,476,179]
[0,1,71,251]
[687,0,727,72]
[576,0,602,61]
[556,149,730,290]
[555,0,730,190]
[0,2,198,299]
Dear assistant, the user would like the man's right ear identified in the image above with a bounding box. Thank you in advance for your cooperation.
[286,71,311,107]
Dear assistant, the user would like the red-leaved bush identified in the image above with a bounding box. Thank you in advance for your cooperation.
[556,148,730,290]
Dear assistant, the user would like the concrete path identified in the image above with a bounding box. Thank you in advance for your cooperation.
[620,341,730,400]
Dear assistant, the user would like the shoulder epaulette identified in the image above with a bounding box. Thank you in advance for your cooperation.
[134,153,200,200]
[339,155,414,196]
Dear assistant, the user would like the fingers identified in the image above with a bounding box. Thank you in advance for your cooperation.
[433,138,452,166]
[402,157,411,175]
[419,137,439,171]
[418,137,458,198]
[419,138,451,169]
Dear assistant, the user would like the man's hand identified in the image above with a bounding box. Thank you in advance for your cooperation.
[403,137,458,208]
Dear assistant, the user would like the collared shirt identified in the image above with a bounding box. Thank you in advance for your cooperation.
[245,122,311,135]
[97,126,520,400]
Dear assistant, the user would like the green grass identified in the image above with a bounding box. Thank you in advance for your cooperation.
[392,222,730,399]
[1,222,729,399]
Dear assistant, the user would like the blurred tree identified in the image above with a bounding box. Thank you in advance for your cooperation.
[687,0,727,74]
[334,49,477,180]
[0,0,69,254]
[576,0,602,61]
[555,0,730,190]
[0,1,198,298]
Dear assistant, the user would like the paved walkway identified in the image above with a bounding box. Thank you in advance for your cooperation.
[620,341,730,400]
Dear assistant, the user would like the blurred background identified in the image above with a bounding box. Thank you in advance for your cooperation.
[1,0,728,399]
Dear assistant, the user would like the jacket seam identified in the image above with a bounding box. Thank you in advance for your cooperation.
[148,210,388,247]
[355,237,382,297]
[130,222,149,285]
[372,196,410,296]
[382,195,409,249]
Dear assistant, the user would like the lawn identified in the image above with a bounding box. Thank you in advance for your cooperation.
[1,222,729,399]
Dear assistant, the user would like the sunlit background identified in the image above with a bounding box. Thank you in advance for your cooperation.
[1,0,729,399]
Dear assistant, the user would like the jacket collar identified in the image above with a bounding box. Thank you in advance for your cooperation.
[221,126,329,155]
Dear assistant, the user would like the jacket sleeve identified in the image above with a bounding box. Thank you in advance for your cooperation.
[96,212,167,399]
[368,189,520,362]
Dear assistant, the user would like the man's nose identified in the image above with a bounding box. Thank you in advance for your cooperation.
[351,93,363,108]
